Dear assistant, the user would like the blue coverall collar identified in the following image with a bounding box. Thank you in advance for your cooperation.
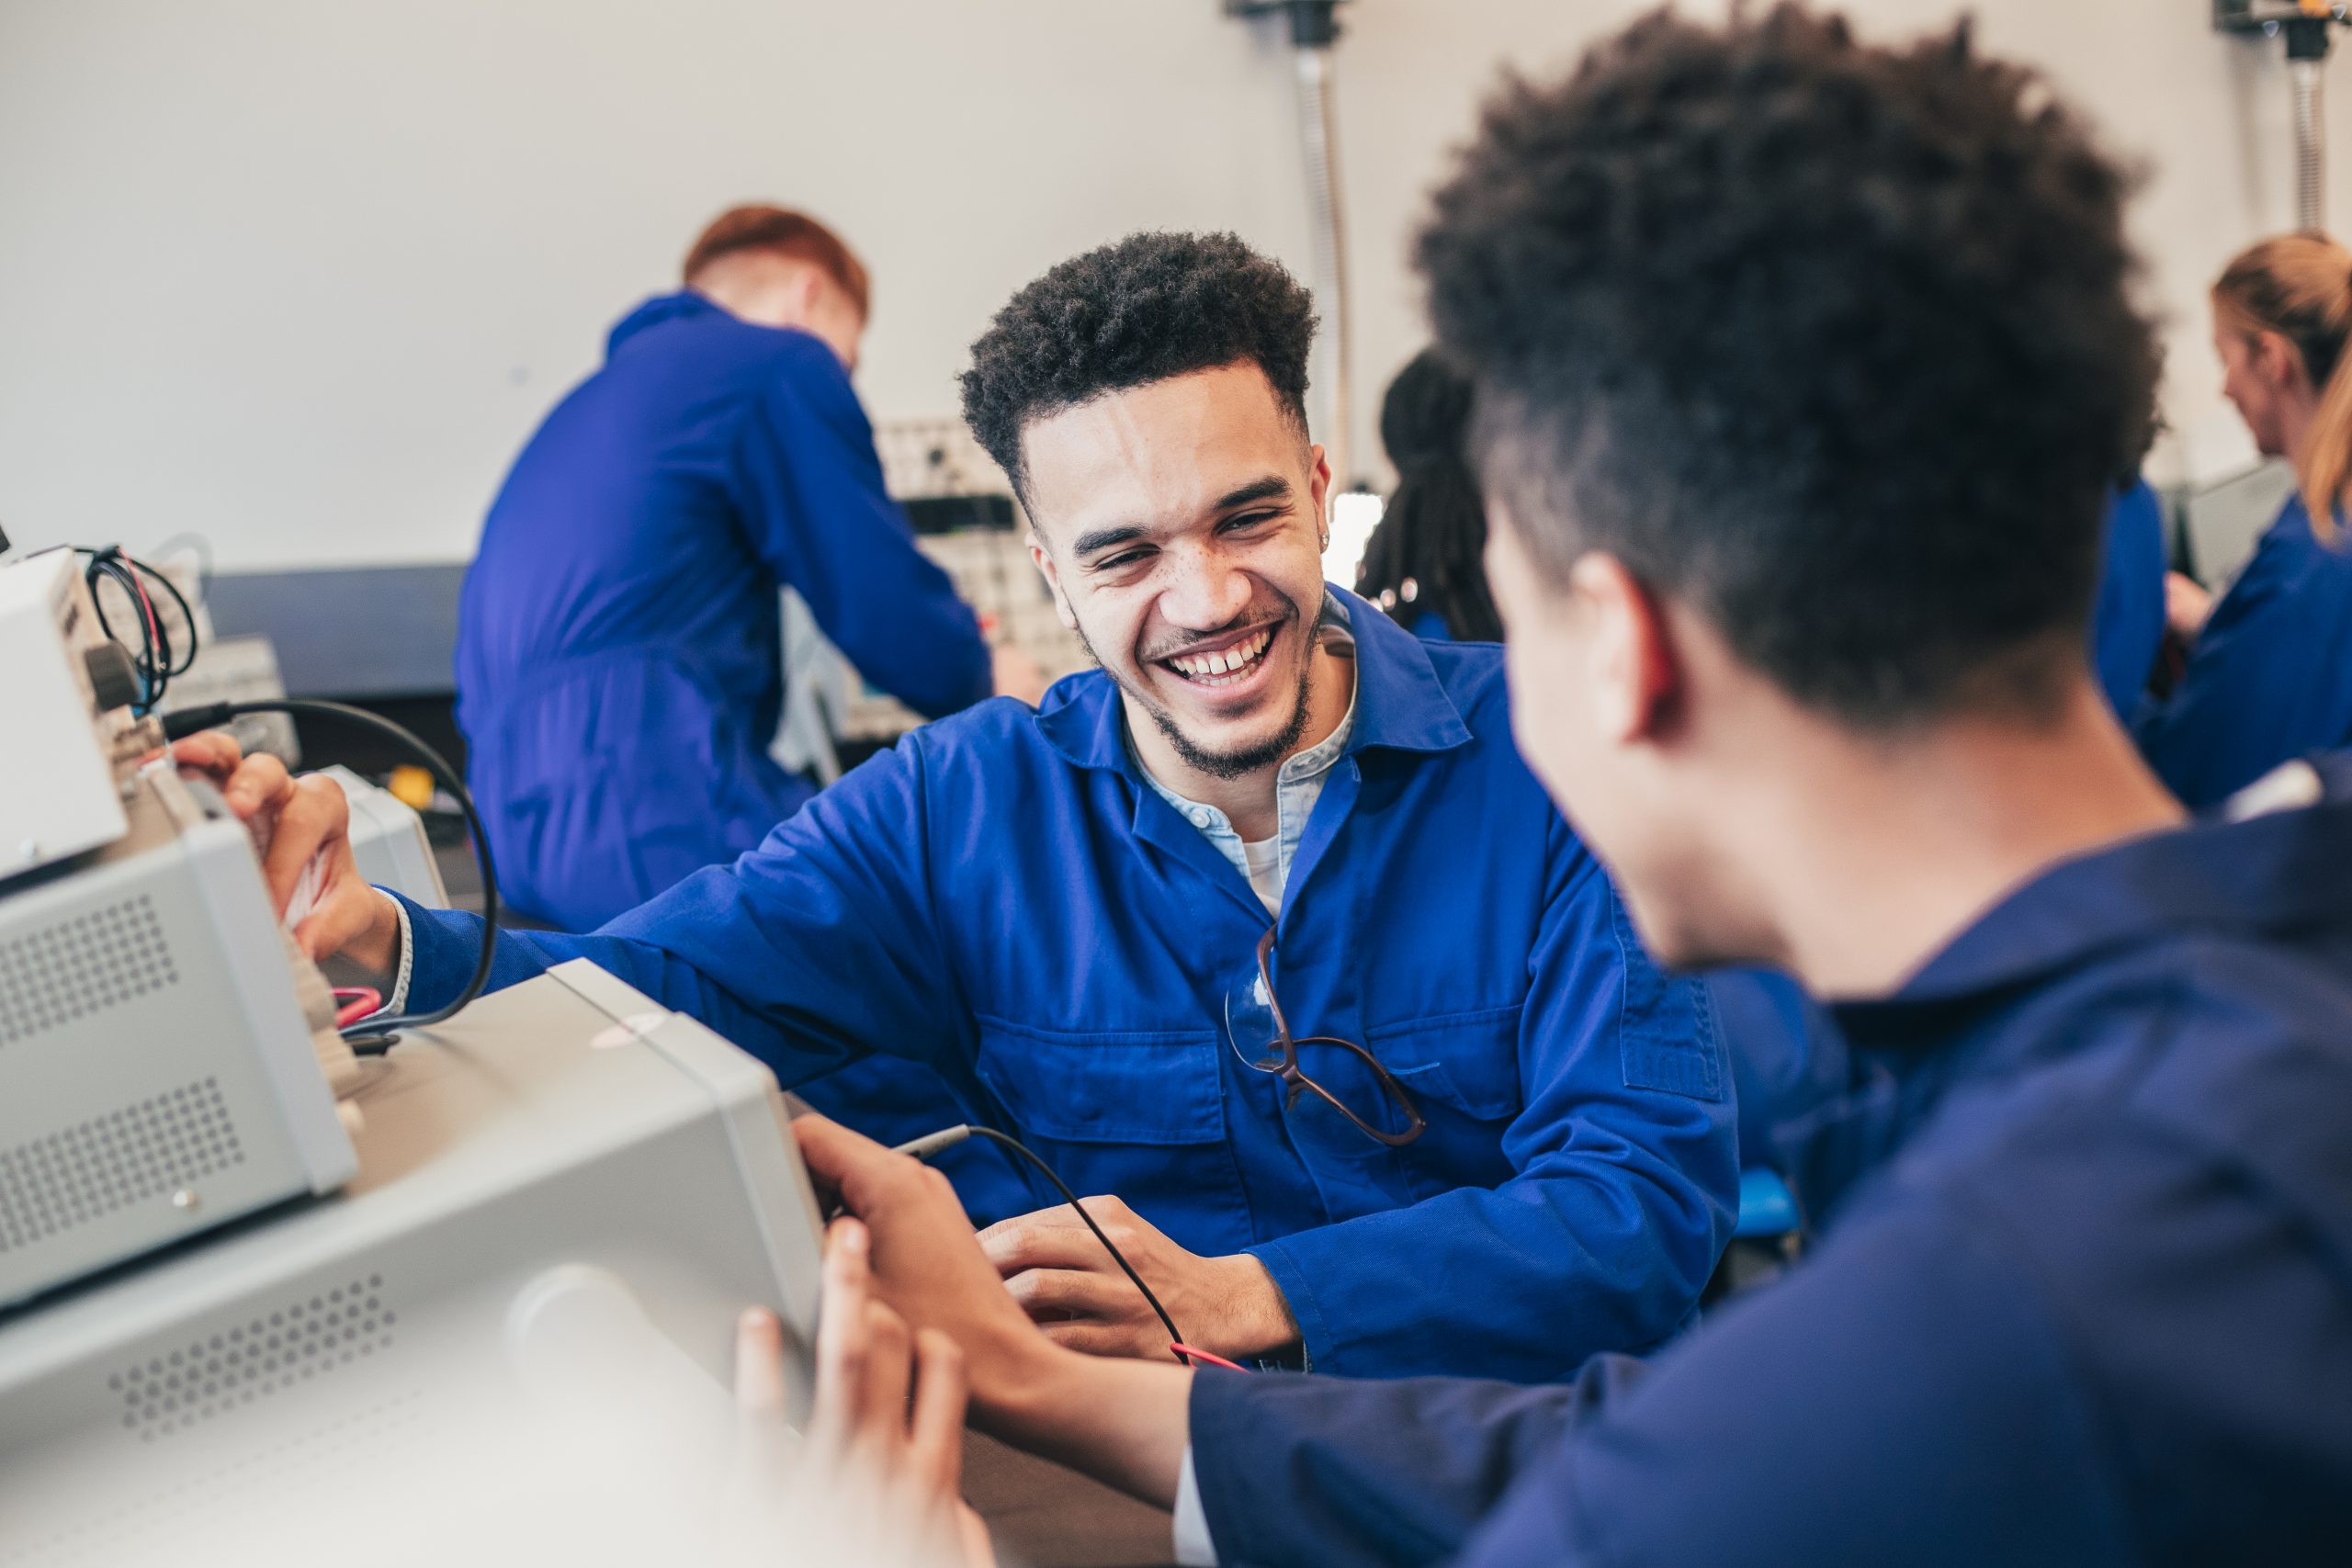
[1776,757,2352,1224]
[1033,584,1475,775]
[1842,757,2352,1019]
[605,290,724,356]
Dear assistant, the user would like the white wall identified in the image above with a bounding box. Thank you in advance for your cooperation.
[0,0,2341,570]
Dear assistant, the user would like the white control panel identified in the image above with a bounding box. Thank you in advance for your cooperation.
[0,549,140,878]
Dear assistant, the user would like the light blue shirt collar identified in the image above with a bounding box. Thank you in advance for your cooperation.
[1131,592,1360,911]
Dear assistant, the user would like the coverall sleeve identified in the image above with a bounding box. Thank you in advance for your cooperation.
[391,735,968,1087]
[2135,501,2352,807]
[728,344,993,720]
[1196,1200,2124,1568]
[1242,819,1739,1380]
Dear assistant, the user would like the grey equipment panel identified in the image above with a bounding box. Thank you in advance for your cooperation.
[0,959,824,1565]
[0,768,356,1310]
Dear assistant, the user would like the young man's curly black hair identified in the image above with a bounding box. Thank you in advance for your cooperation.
[1419,5,2163,728]
[960,231,1317,505]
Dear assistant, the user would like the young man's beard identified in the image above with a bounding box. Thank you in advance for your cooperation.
[1079,600,1318,782]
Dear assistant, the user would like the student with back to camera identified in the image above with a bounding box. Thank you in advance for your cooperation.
[754,9,2352,1564]
[454,204,1047,1216]
[2136,231,2352,805]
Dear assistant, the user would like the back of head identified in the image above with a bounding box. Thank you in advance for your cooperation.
[2213,231,2352,535]
[1418,5,2160,728]
[959,231,1317,505]
[1359,349,1503,640]
[684,204,871,318]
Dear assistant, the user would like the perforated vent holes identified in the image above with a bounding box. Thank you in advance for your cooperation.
[0,1078,244,1252]
[107,1275,398,1441]
[0,894,179,1045]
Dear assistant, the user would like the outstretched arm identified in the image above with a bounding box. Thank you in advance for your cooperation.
[732,345,996,719]
[174,729,973,1092]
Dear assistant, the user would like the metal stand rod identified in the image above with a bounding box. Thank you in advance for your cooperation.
[2294,54,2327,231]
[1295,43,1353,491]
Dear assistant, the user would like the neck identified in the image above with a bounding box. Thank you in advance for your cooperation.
[1128,640,1352,841]
[1721,682,2187,997]
[694,280,781,328]
[2278,381,2323,479]
[690,264,804,332]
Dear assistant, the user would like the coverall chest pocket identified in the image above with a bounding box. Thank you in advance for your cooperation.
[971,1017,1228,1144]
[969,1017,1248,1250]
[1363,1004,1526,1123]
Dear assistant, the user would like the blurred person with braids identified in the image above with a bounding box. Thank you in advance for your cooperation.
[1356,349,1504,643]
[2136,231,2352,805]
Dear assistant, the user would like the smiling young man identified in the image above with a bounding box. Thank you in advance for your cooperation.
[759,9,2352,1566]
[178,231,1736,1382]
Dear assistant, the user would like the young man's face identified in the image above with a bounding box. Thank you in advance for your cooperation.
[1021,362,1333,779]
[1486,508,1614,845]
[1485,500,1730,972]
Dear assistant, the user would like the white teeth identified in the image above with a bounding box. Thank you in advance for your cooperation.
[1166,627,1272,683]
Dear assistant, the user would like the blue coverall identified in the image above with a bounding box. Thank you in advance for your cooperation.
[393,595,1738,1381]
[2092,478,2166,717]
[455,291,991,922]
[1186,757,2352,1566]
[453,290,1002,1203]
[2136,492,2352,806]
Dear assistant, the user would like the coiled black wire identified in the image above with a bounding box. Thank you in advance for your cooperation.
[77,546,198,712]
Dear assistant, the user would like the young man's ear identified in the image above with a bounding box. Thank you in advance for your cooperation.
[1306,442,1333,553]
[1566,552,1682,745]
[1027,532,1080,631]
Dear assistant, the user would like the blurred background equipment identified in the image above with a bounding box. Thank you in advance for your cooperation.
[775,417,1090,760]
[2215,1,2352,229]
[1227,0,1358,488]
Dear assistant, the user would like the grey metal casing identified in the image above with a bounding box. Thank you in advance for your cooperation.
[0,769,357,1310]
[0,960,825,1563]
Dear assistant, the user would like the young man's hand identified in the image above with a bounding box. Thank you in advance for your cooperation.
[731,1222,994,1568]
[978,1198,1299,1364]
[791,1115,1059,1419]
[167,731,401,973]
[789,1114,1196,1509]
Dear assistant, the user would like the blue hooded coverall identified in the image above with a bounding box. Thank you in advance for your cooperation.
[453,290,1003,1202]
[2136,492,2352,807]
[1183,757,2352,1567]
[391,596,1738,1382]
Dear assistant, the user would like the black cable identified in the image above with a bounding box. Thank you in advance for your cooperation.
[892,1124,1193,1365]
[78,546,198,712]
[162,698,497,1049]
